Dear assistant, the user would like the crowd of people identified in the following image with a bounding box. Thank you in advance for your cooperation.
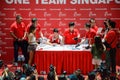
[8,15,120,79]
[0,63,120,80]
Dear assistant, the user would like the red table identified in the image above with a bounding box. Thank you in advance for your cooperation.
[34,50,94,74]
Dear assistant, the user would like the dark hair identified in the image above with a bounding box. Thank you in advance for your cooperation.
[85,22,91,28]
[103,19,111,28]
[69,22,75,27]
[47,64,55,80]
[23,64,29,71]
[49,64,54,72]
[88,71,96,80]
[47,72,55,80]
[29,25,36,34]
[16,15,21,20]
[53,28,59,33]
[31,18,37,23]
[109,21,116,28]
[94,36,104,52]
[30,75,36,80]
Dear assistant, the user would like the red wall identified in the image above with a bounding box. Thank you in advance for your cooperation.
[0,0,120,65]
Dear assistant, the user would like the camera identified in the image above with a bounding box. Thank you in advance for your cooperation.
[31,64,36,71]
[14,69,22,80]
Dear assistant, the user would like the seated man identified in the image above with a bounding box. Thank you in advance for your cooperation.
[47,28,63,46]
[64,22,80,44]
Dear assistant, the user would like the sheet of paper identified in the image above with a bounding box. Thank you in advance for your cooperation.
[36,44,90,51]
[97,27,103,34]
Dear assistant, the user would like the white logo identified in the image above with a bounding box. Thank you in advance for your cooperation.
[13,11,21,16]
[104,11,112,17]
[75,21,81,26]
[74,12,81,17]
[29,11,36,17]
[59,12,66,17]
[0,21,6,26]
[44,12,51,17]
[0,12,6,16]
[59,21,66,26]
[89,11,96,17]
[44,21,52,26]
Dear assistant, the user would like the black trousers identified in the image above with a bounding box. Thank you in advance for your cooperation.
[106,48,116,73]
[13,40,28,63]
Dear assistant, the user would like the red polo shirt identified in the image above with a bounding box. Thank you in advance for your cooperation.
[64,28,80,44]
[10,21,26,40]
[48,34,62,44]
[92,25,98,32]
[85,28,96,45]
[105,30,118,48]
[27,23,41,39]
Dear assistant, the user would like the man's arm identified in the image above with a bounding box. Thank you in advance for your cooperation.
[10,32,18,40]
[59,35,64,45]
[22,31,27,40]
[39,31,43,38]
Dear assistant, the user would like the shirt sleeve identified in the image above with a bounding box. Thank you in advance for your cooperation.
[105,31,115,44]
[23,23,27,32]
[10,24,15,33]
[90,31,96,38]
[37,24,41,31]
[48,34,53,42]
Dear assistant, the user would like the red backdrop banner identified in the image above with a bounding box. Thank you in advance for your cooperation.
[0,0,120,64]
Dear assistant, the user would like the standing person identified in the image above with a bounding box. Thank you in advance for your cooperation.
[104,21,118,74]
[91,36,106,69]
[47,65,58,80]
[77,23,96,48]
[89,18,98,32]
[47,28,64,46]
[27,25,38,65]
[64,22,80,44]
[102,19,111,36]
[27,18,43,40]
[10,15,28,66]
